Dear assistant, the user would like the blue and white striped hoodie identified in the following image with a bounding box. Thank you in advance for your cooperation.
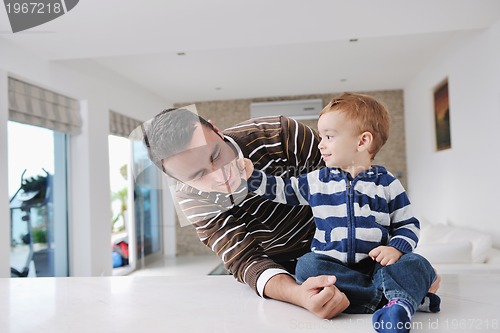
[247,166,420,265]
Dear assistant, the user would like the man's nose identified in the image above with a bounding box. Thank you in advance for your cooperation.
[211,163,229,183]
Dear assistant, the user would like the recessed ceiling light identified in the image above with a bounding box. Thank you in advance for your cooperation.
[177,52,186,56]
[349,38,358,42]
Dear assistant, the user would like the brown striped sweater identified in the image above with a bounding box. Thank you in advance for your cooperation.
[176,116,324,295]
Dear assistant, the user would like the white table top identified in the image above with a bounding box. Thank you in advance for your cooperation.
[1,274,499,332]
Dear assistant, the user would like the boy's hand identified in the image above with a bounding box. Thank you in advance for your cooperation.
[369,246,402,266]
[237,158,254,180]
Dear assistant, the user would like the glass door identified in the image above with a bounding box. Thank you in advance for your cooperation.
[109,135,135,275]
[8,121,69,277]
[132,139,163,267]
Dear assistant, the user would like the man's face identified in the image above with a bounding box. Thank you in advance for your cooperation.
[162,122,244,193]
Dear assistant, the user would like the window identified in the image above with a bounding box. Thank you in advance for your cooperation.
[8,121,69,277]
[109,135,134,274]
[108,110,163,273]
[7,77,80,278]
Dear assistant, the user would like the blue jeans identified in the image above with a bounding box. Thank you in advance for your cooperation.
[295,252,436,314]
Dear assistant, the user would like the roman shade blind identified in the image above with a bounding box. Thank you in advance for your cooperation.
[8,77,82,134]
[109,110,142,138]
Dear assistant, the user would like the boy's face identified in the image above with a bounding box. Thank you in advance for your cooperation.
[162,122,245,193]
[317,111,363,169]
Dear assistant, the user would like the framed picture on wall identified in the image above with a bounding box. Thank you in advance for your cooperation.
[433,78,451,151]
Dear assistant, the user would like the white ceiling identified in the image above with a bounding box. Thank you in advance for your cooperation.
[1,0,500,103]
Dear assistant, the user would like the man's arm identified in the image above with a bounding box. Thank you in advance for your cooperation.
[177,187,290,292]
[264,273,350,319]
[187,199,350,318]
[184,200,353,313]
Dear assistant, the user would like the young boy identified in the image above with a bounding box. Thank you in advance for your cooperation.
[244,92,440,333]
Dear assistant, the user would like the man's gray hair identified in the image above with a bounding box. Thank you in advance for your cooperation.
[144,107,215,173]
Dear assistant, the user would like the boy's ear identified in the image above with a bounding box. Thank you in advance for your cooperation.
[357,131,373,152]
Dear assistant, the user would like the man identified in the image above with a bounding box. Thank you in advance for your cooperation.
[144,107,438,319]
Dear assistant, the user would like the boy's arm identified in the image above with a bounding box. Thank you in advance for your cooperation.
[369,178,420,266]
[386,178,420,254]
[245,166,311,206]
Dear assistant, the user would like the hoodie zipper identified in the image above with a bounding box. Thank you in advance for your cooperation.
[345,176,356,265]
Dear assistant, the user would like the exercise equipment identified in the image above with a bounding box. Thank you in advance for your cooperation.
[9,169,52,277]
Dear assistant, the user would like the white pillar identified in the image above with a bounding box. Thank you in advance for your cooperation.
[0,70,10,277]
[69,100,112,276]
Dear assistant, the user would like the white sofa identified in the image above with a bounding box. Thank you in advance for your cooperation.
[413,222,500,274]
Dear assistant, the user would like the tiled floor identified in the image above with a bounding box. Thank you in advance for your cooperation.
[129,254,223,277]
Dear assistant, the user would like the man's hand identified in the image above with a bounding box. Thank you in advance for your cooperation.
[369,246,403,266]
[298,275,350,319]
[264,274,349,319]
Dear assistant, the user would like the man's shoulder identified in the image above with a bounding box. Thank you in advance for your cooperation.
[223,116,285,138]
[223,116,287,156]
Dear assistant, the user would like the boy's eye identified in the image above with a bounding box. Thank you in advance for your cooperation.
[320,134,333,140]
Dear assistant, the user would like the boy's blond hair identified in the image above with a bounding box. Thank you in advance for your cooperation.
[320,92,391,158]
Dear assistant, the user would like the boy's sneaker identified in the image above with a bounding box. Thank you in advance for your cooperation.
[418,293,441,313]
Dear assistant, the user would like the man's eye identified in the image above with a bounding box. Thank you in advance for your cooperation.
[193,172,206,181]
[212,150,221,162]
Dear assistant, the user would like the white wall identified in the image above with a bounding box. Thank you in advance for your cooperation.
[0,38,175,277]
[404,20,500,247]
